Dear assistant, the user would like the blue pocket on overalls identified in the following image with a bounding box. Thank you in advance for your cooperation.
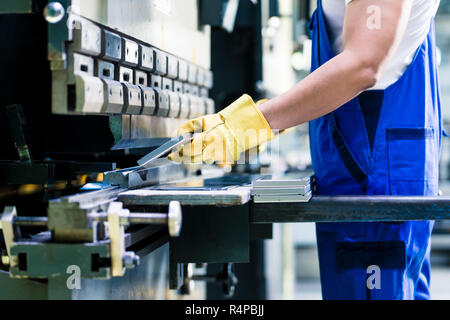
[386,127,437,195]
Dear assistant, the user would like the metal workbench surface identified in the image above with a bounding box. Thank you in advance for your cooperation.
[119,186,252,206]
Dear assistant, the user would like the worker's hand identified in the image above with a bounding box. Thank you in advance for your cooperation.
[168,94,274,164]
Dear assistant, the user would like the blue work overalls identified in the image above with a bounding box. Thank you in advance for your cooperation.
[309,0,442,299]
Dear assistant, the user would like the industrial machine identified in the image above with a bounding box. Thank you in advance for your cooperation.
[1,0,450,301]
[0,0,218,299]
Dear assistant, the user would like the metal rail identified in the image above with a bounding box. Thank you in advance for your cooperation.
[250,196,450,223]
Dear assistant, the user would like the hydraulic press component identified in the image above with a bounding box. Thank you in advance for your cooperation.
[0,198,183,279]
[50,13,215,119]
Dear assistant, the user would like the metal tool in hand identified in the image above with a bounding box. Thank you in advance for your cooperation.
[103,131,210,189]
[137,133,195,168]
[108,134,195,173]
[137,128,216,167]
[102,134,196,189]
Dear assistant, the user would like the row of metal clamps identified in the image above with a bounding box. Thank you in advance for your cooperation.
[69,16,213,88]
[74,74,215,118]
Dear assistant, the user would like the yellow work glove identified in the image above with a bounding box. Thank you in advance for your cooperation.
[168,94,274,164]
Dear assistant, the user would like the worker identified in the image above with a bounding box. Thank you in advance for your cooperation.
[169,0,442,300]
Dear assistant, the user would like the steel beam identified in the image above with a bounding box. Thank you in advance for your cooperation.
[250,196,450,223]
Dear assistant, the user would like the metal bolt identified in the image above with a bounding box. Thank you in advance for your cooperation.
[44,2,65,24]
[123,251,140,269]
[12,216,48,227]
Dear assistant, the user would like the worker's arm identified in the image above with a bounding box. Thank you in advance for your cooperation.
[169,0,412,164]
[259,0,412,130]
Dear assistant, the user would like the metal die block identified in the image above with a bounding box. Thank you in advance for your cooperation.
[101,30,122,62]
[178,60,188,81]
[153,88,170,117]
[154,49,168,76]
[135,70,148,87]
[183,83,192,95]
[167,55,179,79]
[71,53,94,79]
[204,70,214,89]
[188,95,201,118]
[162,77,173,91]
[198,98,208,116]
[195,96,206,117]
[71,19,101,56]
[190,85,199,97]
[139,45,155,71]
[179,94,191,119]
[120,114,131,140]
[119,66,134,84]
[140,86,157,115]
[168,92,181,118]
[52,70,69,114]
[96,59,115,79]
[150,74,163,89]
[196,68,205,86]
[122,82,142,115]
[75,75,104,114]
[48,197,94,243]
[200,88,209,98]
[102,79,124,114]
[188,64,197,84]
[205,98,215,114]
[174,80,183,93]
[121,38,139,66]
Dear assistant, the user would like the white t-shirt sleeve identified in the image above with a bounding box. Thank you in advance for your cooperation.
[322,0,440,90]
